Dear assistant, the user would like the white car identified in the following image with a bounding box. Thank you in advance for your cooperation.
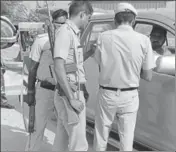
[81,8,175,151]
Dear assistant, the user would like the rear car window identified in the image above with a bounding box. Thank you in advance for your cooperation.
[90,23,113,41]
[84,22,113,52]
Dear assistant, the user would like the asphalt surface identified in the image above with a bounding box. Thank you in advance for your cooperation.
[1,95,118,151]
[1,46,118,151]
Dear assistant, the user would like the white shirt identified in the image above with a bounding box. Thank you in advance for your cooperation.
[29,33,49,62]
[94,24,156,88]
[29,33,54,80]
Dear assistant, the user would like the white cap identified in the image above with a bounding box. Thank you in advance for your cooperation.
[115,3,138,16]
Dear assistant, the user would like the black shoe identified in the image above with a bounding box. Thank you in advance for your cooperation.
[1,102,15,109]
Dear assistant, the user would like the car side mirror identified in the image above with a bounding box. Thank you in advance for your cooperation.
[154,55,175,76]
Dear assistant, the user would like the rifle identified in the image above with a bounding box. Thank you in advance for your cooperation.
[22,56,35,150]
[28,104,35,148]
[46,1,79,125]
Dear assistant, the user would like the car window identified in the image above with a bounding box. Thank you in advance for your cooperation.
[90,23,113,41]
[135,23,153,37]
[135,22,175,55]
[167,32,175,47]
[166,32,175,54]
[85,22,113,52]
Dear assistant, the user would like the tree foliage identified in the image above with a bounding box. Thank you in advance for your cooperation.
[1,1,40,23]
[1,1,69,23]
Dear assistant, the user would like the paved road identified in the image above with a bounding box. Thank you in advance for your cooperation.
[1,95,118,151]
[1,61,118,151]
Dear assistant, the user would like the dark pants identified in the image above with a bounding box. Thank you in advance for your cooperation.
[1,68,8,103]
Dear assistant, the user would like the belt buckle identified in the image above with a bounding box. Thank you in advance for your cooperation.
[116,89,120,96]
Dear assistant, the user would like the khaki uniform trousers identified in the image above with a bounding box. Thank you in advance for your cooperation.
[53,90,88,151]
[25,83,55,151]
[93,88,139,151]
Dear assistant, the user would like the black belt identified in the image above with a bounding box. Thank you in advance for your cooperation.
[100,85,138,92]
[56,83,85,95]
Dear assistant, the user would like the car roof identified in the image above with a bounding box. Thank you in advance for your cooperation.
[138,8,175,22]
[90,8,175,27]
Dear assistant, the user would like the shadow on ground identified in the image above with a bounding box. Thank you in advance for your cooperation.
[2,95,118,151]
[1,125,28,151]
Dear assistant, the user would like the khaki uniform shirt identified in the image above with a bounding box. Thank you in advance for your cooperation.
[94,25,156,88]
[29,33,53,81]
[54,20,86,84]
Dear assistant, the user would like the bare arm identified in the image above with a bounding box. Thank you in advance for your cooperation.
[54,27,84,113]
[54,57,74,101]
[141,37,156,82]
[140,69,152,82]
[54,57,84,113]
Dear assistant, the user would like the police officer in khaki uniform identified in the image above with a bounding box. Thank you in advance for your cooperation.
[25,9,68,151]
[53,1,94,151]
[92,3,156,151]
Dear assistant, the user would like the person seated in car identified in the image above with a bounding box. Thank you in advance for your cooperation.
[150,25,172,56]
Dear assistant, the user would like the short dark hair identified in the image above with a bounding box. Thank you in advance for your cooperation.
[52,9,68,21]
[69,0,93,17]
[151,25,167,37]
[114,12,135,25]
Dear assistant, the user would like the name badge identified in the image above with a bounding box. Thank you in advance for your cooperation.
[77,45,83,64]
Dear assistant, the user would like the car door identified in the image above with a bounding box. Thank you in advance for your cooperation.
[81,20,115,122]
[133,20,176,150]
[82,17,176,151]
